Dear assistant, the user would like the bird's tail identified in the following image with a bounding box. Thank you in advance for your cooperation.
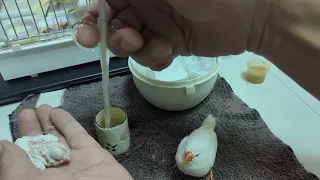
[202,114,216,129]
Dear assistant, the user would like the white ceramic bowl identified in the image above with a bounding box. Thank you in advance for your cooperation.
[128,56,221,111]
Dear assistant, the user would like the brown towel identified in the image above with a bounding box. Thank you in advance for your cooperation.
[9,75,319,180]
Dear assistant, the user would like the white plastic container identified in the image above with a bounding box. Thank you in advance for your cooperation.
[128,56,221,111]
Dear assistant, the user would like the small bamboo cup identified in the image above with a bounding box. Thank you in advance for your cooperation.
[95,107,130,156]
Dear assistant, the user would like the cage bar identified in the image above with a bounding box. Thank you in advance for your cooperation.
[50,0,62,31]
[2,0,18,39]
[38,0,50,31]
[0,19,9,40]
[1,0,92,49]
[61,0,71,30]
[26,0,40,35]
[14,0,30,37]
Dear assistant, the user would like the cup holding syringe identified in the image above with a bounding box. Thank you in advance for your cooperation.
[95,107,131,156]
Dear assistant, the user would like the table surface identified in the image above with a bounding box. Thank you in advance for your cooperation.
[0,52,319,177]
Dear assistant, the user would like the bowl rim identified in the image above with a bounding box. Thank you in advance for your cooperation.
[128,56,221,88]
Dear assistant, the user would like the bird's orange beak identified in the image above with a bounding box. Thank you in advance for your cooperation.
[184,151,193,162]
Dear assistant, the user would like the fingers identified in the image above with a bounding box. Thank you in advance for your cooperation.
[49,108,101,149]
[80,0,130,25]
[76,0,117,48]
[77,0,177,71]
[129,28,175,69]
[0,140,38,175]
[108,27,143,57]
[76,4,100,48]
[75,21,100,48]
[130,36,175,68]
[18,109,42,136]
[36,105,69,149]
[150,61,173,71]
[166,0,214,21]
[107,7,143,57]
[108,27,174,69]
[18,106,101,150]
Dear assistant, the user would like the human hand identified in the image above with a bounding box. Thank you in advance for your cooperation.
[75,0,268,71]
[0,105,133,180]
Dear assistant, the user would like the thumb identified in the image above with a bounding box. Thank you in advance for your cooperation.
[166,0,215,21]
[0,140,37,171]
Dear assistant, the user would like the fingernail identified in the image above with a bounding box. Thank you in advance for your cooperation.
[163,46,173,56]
[108,20,126,34]
[150,44,172,59]
[120,39,140,53]
[108,25,119,34]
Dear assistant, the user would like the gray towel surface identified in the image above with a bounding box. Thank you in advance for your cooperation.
[9,74,318,180]
[9,94,40,140]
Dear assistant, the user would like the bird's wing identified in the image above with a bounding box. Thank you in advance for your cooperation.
[177,135,188,150]
[187,127,218,169]
[187,126,217,151]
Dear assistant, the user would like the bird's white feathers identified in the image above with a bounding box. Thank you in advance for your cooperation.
[175,114,218,177]
[201,114,216,129]
[15,134,70,170]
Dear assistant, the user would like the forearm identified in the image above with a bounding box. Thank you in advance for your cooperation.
[248,0,320,99]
